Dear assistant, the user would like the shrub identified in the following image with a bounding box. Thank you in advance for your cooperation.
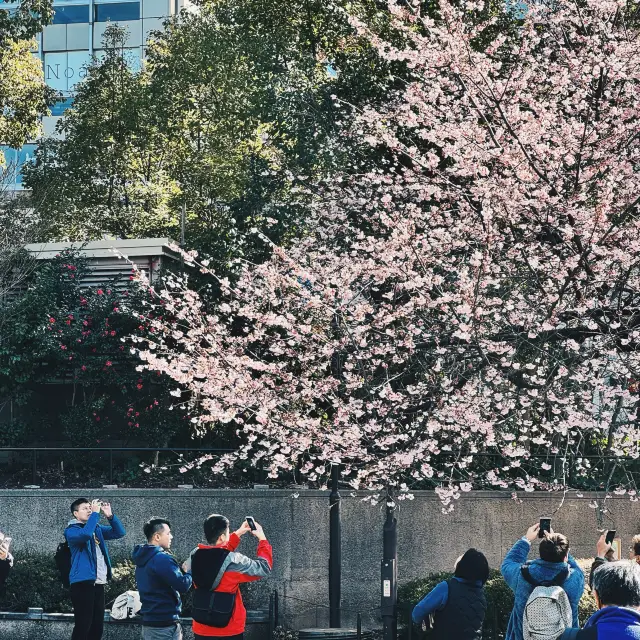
[104,558,137,607]
[0,552,136,613]
[1,550,73,612]
[398,564,598,639]
[398,569,513,639]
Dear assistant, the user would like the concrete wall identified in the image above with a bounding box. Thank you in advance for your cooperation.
[0,489,631,629]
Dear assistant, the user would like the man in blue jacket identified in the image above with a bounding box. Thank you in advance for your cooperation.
[65,497,126,640]
[133,518,193,640]
[501,522,584,640]
[560,561,640,639]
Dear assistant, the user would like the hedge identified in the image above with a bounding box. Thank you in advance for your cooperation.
[0,551,212,616]
[398,564,597,639]
[0,552,137,613]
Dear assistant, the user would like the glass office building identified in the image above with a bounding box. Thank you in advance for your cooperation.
[2,0,191,188]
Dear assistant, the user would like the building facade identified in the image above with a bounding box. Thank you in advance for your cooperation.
[2,0,191,188]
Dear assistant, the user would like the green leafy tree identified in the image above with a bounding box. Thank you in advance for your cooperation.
[24,0,396,270]
[0,0,53,159]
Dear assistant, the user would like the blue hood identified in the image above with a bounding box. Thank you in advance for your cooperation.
[525,558,573,583]
[585,606,640,638]
[132,543,163,567]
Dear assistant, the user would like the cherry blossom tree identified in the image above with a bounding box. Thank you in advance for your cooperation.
[136,0,640,506]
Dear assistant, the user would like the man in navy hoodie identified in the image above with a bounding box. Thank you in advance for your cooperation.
[133,518,193,640]
[560,561,640,639]
[65,497,126,640]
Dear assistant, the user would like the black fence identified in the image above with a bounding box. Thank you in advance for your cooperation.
[0,447,238,485]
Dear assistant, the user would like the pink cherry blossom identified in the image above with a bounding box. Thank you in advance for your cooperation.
[136,0,640,503]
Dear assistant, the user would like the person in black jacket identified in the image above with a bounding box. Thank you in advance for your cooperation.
[412,548,489,640]
[0,545,13,597]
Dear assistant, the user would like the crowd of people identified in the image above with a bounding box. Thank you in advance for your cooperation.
[412,523,640,639]
[0,498,272,640]
[2,502,640,640]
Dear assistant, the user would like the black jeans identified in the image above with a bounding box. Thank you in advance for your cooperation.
[70,581,105,640]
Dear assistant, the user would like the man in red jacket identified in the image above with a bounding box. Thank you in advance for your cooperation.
[187,514,272,639]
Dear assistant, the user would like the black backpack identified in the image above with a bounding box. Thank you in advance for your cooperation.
[55,541,71,587]
[192,589,236,628]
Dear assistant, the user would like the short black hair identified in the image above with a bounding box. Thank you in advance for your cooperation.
[204,514,229,544]
[455,548,490,584]
[70,498,90,515]
[593,561,640,607]
[144,518,171,542]
[539,533,570,563]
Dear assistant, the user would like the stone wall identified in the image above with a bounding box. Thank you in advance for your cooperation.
[0,488,631,629]
[0,612,267,640]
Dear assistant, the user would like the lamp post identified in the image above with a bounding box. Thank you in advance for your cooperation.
[329,464,342,628]
[381,496,397,640]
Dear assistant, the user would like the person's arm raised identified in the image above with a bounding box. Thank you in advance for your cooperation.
[99,503,126,540]
[66,506,101,545]
[501,523,538,590]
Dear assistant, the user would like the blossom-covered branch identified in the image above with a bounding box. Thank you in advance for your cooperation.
[136,0,640,507]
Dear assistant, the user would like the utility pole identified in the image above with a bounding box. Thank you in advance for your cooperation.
[381,495,397,640]
[329,464,342,628]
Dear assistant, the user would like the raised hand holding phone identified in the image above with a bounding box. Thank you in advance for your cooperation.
[538,518,551,538]
[596,532,612,558]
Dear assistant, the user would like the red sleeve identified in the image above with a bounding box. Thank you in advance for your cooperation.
[257,539,273,569]
[225,532,241,551]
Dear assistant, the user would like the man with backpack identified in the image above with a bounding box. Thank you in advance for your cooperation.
[132,518,193,640]
[559,561,640,639]
[501,522,584,640]
[186,514,272,639]
[65,498,126,640]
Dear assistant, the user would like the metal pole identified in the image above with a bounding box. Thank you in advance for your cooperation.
[357,612,362,639]
[274,590,279,628]
[180,201,186,247]
[268,592,275,640]
[32,450,37,484]
[381,494,397,640]
[109,449,114,484]
[329,463,341,628]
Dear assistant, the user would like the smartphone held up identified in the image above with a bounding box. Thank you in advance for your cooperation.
[539,518,551,538]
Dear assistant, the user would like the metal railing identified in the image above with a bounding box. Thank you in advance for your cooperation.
[0,447,237,485]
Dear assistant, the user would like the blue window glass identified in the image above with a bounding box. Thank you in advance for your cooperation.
[94,2,140,21]
[52,5,89,24]
[1,145,37,187]
[15,145,37,185]
[50,97,75,116]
